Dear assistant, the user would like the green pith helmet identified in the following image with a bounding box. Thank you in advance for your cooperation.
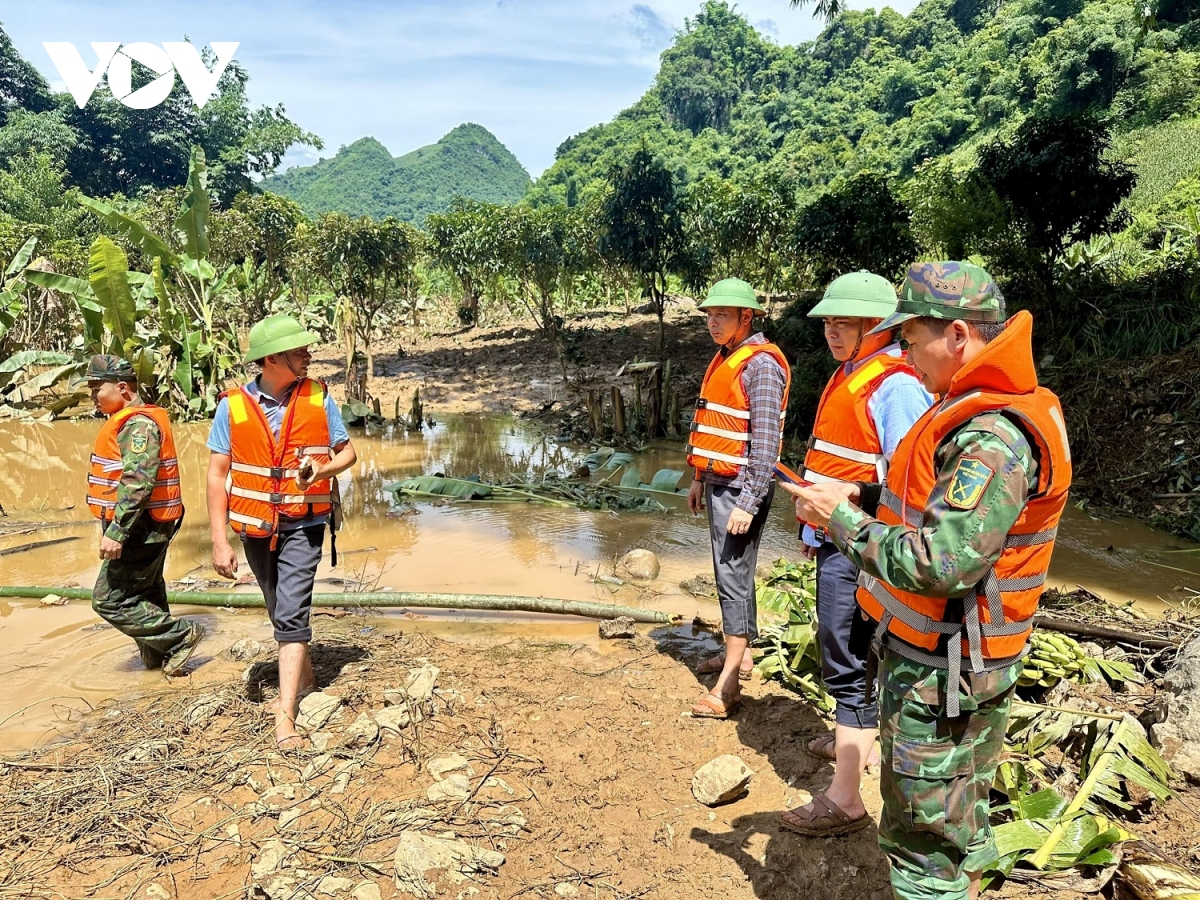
[808,270,898,319]
[697,277,766,316]
[244,315,320,364]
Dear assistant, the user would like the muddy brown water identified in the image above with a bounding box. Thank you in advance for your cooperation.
[1,414,1197,752]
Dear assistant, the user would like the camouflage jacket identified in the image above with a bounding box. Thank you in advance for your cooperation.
[104,416,175,544]
[826,411,1038,598]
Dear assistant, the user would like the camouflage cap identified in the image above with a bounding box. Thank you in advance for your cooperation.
[869,261,1004,334]
[86,354,137,382]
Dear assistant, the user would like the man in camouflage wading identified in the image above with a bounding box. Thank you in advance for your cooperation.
[787,263,1072,900]
[86,355,204,675]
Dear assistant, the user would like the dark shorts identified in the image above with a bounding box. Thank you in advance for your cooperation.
[242,524,324,643]
[706,482,774,641]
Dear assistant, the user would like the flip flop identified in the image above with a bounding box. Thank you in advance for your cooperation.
[695,653,755,681]
[780,792,871,837]
[689,692,741,719]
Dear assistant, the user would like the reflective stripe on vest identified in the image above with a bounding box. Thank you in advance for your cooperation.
[686,342,791,479]
[803,336,918,486]
[86,404,184,524]
[225,378,333,539]
[854,312,1071,715]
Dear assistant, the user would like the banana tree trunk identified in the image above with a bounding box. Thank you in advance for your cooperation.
[1113,840,1200,900]
[0,585,679,624]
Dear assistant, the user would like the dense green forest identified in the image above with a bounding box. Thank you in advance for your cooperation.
[2,0,1199,442]
[262,125,532,223]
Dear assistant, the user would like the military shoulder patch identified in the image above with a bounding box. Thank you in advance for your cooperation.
[946,456,994,510]
[130,433,149,454]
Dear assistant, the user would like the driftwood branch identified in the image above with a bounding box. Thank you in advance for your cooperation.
[1033,615,1178,650]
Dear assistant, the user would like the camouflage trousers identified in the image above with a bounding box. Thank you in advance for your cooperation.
[92,534,192,666]
[877,653,1019,900]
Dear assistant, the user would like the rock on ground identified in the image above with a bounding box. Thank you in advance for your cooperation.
[692,755,754,806]
[251,839,291,882]
[342,713,380,749]
[599,616,637,640]
[384,663,440,706]
[393,832,505,897]
[350,884,381,900]
[1150,636,1200,782]
[228,638,267,661]
[427,772,471,802]
[297,692,343,731]
[618,549,660,580]
[427,753,474,781]
[374,705,423,735]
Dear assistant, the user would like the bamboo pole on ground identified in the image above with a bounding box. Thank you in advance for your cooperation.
[0,586,681,624]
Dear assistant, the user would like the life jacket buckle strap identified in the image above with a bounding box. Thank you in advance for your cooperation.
[270,466,285,480]
[270,492,284,504]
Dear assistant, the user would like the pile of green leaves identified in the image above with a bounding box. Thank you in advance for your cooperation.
[751,558,835,713]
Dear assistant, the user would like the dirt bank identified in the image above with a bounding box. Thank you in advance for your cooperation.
[309,300,716,418]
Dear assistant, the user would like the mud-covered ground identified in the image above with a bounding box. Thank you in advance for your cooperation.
[3,625,1198,900]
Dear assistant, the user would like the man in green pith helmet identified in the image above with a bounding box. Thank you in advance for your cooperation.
[86,354,204,675]
[787,262,1072,900]
[781,271,932,837]
[684,278,791,718]
[205,315,357,749]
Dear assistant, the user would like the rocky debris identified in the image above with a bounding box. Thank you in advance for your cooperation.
[256,784,298,813]
[185,694,223,728]
[599,616,637,640]
[374,705,424,735]
[393,832,505,897]
[144,885,171,900]
[692,755,754,806]
[228,638,267,661]
[679,572,718,599]
[619,548,660,580]
[482,805,528,835]
[427,772,471,802]
[330,761,361,795]
[385,663,440,706]
[279,807,305,831]
[555,885,580,898]
[427,753,474,781]
[315,875,355,895]
[297,692,343,731]
[251,839,291,882]
[225,823,241,846]
[351,884,381,900]
[342,713,380,749]
[260,876,314,900]
[1149,637,1200,782]
[301,753,334,783]
[310,732,333,753]
[38,593,68,607]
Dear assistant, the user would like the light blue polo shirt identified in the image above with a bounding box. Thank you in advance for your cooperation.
[207,378,350,532]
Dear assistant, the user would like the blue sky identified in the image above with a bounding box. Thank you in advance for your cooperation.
[4,0,920,178]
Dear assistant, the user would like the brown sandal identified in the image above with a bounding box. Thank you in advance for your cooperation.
[689,691,741,719]
[780,792,871,837]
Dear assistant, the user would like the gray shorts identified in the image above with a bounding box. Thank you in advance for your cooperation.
[242,524,324,643]
[706,482,774,641]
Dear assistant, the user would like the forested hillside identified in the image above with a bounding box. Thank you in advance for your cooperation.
[263,124,532,223]
[531,0,1200,207]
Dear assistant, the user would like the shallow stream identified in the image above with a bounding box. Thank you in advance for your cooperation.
[1,414,1196,751]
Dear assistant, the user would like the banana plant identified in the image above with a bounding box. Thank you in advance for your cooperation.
[22,146,247,418]
[0,237,37,352]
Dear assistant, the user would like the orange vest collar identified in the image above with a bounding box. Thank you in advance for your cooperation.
[946,310,1039,399]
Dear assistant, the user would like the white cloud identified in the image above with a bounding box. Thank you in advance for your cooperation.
[5,0,921,177]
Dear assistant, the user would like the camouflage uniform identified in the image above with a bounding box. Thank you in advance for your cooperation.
[823,264,1041,900]
[87,355,192,668]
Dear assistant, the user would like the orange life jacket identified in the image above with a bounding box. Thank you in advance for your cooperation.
[225,378,333,539]
[87,404,183,523]
[686,341,791,478]
[856,311,1071,714]
[803,330,918,485]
